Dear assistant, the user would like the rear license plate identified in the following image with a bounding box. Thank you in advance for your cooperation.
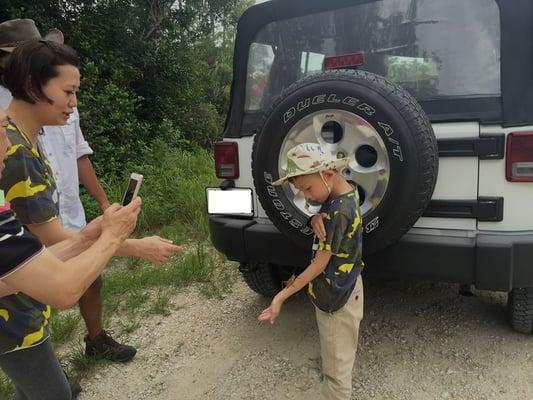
[206,187,253,216]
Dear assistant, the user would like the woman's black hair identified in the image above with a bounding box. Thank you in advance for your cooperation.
[3,40,79,104]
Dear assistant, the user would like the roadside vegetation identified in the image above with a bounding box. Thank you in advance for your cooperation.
[0,0,253,396]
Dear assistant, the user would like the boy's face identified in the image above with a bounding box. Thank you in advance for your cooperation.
[291,171,333,204]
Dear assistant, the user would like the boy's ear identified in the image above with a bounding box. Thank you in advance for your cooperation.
[323,169,336,181]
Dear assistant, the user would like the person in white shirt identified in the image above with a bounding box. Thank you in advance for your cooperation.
[39,109,110,230]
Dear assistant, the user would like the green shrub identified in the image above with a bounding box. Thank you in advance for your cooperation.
[82,138,217,239]
[2,0,249,178]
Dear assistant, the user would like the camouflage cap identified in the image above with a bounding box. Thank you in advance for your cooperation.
[272,143,350,186]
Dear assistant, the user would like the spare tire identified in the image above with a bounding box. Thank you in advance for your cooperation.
[252,70,438,255]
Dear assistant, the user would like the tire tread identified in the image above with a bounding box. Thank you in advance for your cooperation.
[252,69,439,254]
[508,287,533,334]
[241,262,280,298]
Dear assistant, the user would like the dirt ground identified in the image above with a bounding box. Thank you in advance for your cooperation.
[78,275,533,400]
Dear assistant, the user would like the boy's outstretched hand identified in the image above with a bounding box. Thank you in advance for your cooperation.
[258,294,284,324]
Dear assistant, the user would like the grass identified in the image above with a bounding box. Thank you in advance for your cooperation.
[50,312,81,344]
[148,290,173,316]
[124,289,150,311]
[0,145,239,394]
[83,140,219,240]
[102,245,223,300]
[118,318,142,335]
[64,346,110,376]
[199,253,240,299]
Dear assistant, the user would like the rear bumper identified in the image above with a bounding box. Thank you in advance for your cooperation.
[208,216,311,268]
[209,216,533,292]
[366,232,533,292]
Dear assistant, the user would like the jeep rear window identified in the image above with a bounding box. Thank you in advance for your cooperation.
[245,0,501,112]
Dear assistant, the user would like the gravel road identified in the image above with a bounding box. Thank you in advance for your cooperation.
[77,274,533,400]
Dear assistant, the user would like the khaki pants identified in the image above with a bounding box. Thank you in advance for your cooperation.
[315,277,364,400]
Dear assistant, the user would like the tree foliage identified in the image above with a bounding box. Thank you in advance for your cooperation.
[0,0,252,176]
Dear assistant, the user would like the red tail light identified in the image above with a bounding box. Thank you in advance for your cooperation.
[506,132,533,182]
[324,52,365,70]
[215,141,239,179]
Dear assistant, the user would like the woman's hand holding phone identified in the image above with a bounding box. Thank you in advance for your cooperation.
[101,197,142,242]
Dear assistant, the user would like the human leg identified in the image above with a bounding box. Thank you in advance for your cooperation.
[0,340,71,400]
[315,277,364,400]
[81,276,137,362]
[78,275,104,339]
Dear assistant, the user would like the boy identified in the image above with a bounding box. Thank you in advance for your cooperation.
[258,142,364,400]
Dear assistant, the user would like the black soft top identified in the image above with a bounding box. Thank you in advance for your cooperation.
[224,0,533,138]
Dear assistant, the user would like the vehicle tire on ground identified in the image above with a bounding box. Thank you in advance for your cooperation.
[507,287,533,334]
[240,261,282,297]
[252,69,439,255]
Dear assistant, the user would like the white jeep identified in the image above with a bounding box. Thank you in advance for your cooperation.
[206,0,533,334]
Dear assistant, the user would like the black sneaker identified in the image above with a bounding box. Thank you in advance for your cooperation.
[84,330,137,363]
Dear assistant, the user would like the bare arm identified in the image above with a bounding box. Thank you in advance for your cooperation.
[30,216,180,264]
[78,155,110,211]
[277,250,331,301]
[0,281,17,297]
[258,250,331,323]
[47,229,92,261]
[115,237,183,265]
[29,216,139,258]
[27,219,76,247]
[4,234,121,308]
[3,200,141,309]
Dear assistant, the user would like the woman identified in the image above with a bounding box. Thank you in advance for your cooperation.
[0,102,141,398]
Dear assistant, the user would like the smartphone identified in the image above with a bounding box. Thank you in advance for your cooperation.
[122,173,143,205]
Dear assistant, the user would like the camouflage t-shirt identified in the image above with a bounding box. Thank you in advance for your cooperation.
[0,122,59,224]
[0,122,58,354]
[0,207,51,354]
[308,189,364,313]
